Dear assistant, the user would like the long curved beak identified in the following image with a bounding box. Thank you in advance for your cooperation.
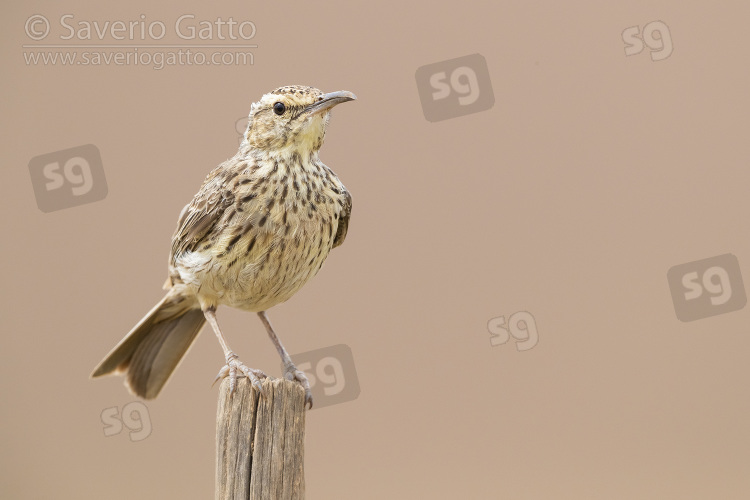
[303,90,357,115]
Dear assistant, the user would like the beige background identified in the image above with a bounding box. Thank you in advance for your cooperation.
[2,1,750,498]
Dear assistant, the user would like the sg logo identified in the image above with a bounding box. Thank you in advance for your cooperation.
[28,144,107,212]
[101,401,152,442]
[415,53,494,122]
[236,116,250,146]
[430,67,481,106]
[667,253,746,322]
[488,311,539,351]
[287,344,360,410]
[622,21,673,61]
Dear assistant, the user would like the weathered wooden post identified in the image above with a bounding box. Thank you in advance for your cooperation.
[215,377,306,499]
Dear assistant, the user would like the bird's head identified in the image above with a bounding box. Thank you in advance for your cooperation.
[241,85,356,154]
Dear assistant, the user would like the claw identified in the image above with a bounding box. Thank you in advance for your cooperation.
[215,352,269,398]
[212,365,230,387]
[284,365,313,409]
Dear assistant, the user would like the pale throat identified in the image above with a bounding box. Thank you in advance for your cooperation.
[242,114,328,163]
[247,119,327,168]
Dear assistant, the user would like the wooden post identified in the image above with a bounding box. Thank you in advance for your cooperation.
[215,377,306,500]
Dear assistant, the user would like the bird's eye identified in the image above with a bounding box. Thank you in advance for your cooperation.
[273,102,286,115]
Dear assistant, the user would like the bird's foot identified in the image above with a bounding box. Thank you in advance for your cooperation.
[284,362,313,409]
[214,352,268,397]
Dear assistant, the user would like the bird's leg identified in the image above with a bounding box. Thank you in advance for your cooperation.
[258,311,313,409]
[204,307,267,397]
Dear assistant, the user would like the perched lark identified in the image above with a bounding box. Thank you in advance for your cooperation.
[91,86,356,408]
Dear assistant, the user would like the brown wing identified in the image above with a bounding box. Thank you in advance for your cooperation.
[332,188,352,248]
[169,166,236,266]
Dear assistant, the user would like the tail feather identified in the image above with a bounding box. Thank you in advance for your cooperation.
[127,309,205,399]
[91,292,205,399]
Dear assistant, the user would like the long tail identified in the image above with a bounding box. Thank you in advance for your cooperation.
[91,290,206,399]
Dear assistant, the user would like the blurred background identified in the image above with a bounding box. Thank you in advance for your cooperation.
[2,1,749,498]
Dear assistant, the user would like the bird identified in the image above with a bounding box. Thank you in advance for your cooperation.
[91,85,356,409]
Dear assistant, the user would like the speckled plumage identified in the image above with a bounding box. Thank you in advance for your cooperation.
[166,125,351,313]
[92,86,356,407]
